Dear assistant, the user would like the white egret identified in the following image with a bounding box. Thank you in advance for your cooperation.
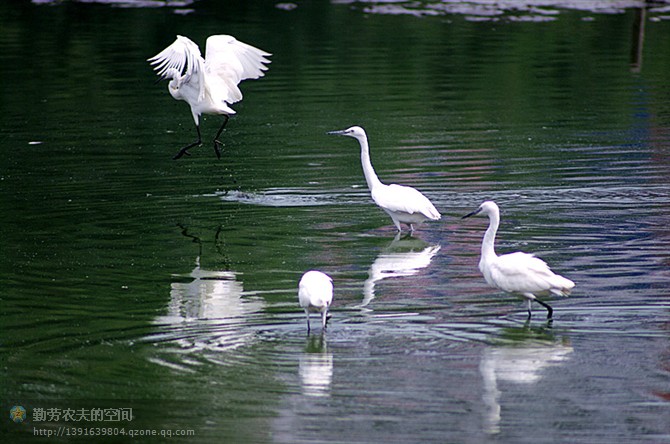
[328,126,441,233]
[298,270,333,333]
[148,35,271,160]
[462,201,574,319]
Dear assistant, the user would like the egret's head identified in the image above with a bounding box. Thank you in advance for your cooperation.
[167,79,181,98]
[462,201,499,219]
[154,67,183,99]
[327,126,366,140]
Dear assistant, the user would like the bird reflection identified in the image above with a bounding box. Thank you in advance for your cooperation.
[480,325,573,434]
[362,236,441,307]
[299,335,333,397]
[159,257,250,322]
[153,226,264,354]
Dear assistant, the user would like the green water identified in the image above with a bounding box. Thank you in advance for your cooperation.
[2,1,670,442]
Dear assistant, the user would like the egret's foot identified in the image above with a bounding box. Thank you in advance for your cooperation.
[214,140,223,159]
[173,148,193,160]
[173,140,201,160]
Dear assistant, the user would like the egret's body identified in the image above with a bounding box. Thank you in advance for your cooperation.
[148,35,271,159]
[298,271,333,333]
[328,126,441,232]
[462,201,574,319]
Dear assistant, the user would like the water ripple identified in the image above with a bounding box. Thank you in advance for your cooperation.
[210,188,365,207]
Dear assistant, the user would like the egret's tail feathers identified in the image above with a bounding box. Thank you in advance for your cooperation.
[550,275,575,296]
[420,203,441,221]
[428,208,442,221]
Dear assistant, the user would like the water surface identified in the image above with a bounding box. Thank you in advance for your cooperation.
[2,1,670,442]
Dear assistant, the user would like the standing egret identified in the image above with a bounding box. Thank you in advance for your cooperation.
[148,35,271,160]
[298,271,333,333]
[328,126,441,233]
[462,201,574,319]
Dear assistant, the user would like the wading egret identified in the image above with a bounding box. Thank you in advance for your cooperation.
[328,126,441,232]
[462,201,574,319]
[298,271,333,333]
[148,35,271,160]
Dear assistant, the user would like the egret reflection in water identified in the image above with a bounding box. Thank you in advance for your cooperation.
[362,236,441,308]
[299,335,333,398]
[480,326,573,434]
[150,227,265,367]
[161,259,250,322]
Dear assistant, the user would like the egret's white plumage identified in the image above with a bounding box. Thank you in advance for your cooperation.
[298,271,333,333]
[148,34,271,159]
[328,126,441,232]
[462,201,574,319]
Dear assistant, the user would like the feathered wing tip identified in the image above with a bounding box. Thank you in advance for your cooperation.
[204,35,272,83]
[147,35,204,79]
[229,38,272,79]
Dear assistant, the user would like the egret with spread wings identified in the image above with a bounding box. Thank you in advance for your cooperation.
[148,35,271,159]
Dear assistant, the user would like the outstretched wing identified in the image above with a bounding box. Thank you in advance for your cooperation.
[203,35,272,104]
[148,35,204,78]
[148,35,205,98]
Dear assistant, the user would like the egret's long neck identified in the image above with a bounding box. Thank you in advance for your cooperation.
[481,211,499,263]
[357,135,383,190]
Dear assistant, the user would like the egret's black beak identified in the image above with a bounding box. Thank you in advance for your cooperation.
[327,130,347,136]
[462,207,482,219]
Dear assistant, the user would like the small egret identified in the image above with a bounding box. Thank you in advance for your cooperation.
[328,126,441,232]
[462,201,574,319]
[148,35,271,159]
[298,271,333,333]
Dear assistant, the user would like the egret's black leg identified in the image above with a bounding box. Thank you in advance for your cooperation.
[535,299,554,319]
[213,115,230,159]
[174,125,202,160]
